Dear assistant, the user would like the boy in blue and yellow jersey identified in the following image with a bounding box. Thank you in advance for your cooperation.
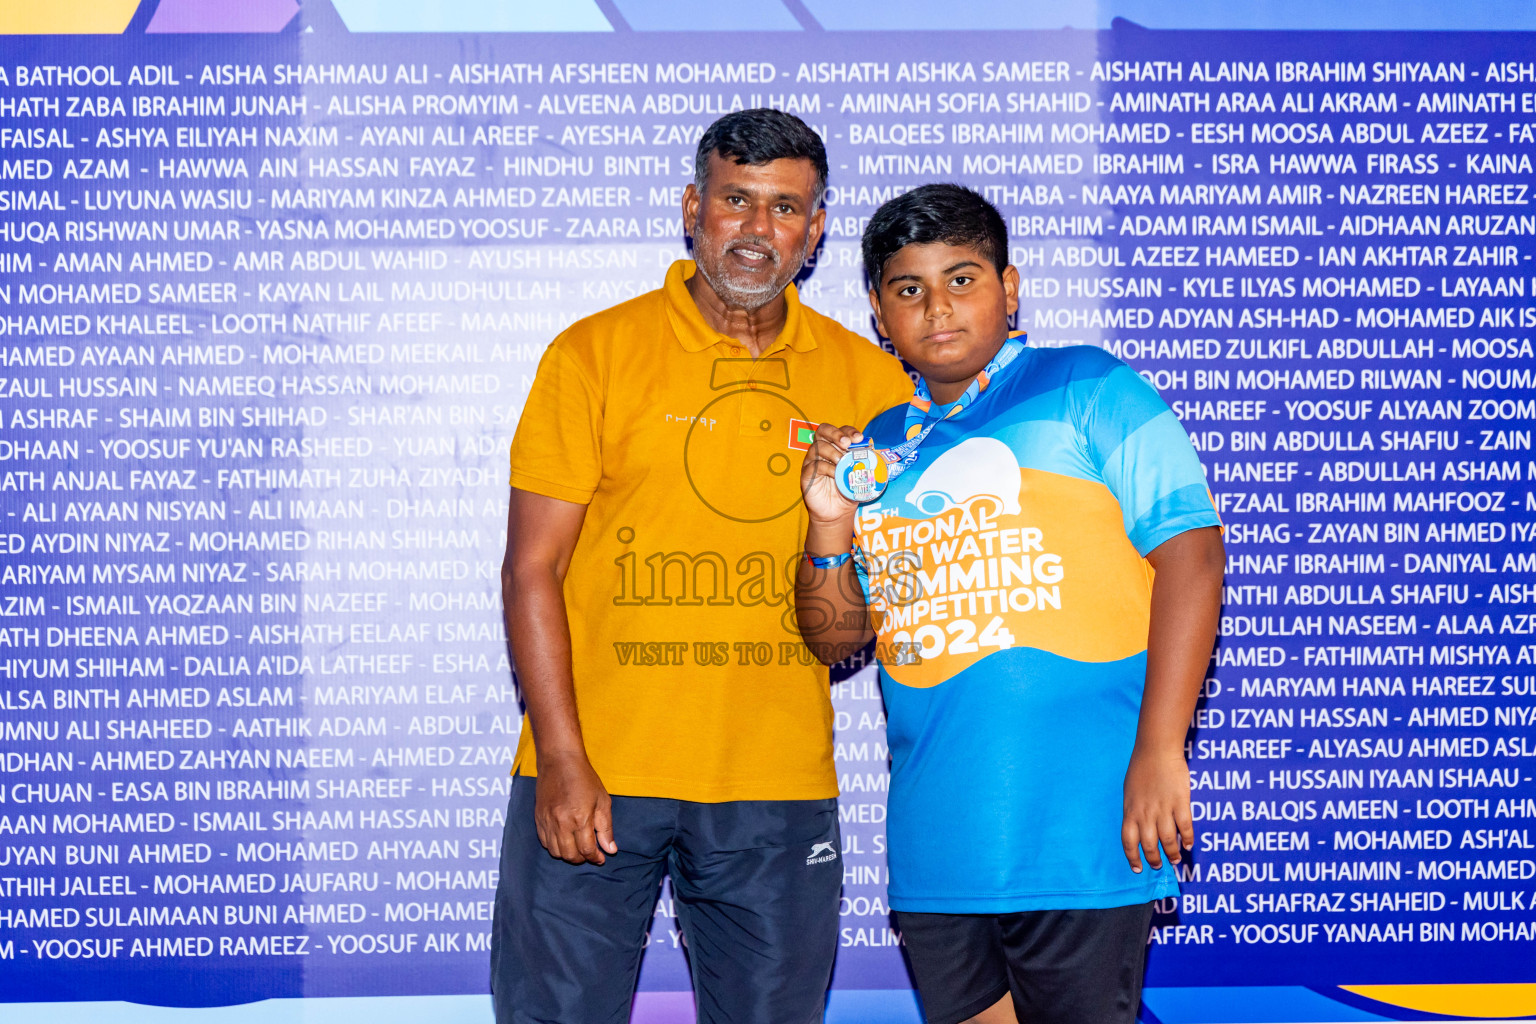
[796,185,1224,1024]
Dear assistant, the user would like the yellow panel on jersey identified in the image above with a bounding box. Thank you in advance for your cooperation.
[507,260,913,803]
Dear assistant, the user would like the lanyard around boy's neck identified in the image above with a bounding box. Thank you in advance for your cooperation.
[833,333,1028,505]
[901,333,1028,443]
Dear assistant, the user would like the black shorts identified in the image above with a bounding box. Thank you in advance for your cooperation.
[491,774,842,1024]
[896,903,1155,1024]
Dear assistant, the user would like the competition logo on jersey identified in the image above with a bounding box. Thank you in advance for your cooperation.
[856,440,1154,689]
[903,438,1023,518]
[859,439,1039,687]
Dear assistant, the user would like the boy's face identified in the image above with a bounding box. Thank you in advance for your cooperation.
[869,242,1020,403]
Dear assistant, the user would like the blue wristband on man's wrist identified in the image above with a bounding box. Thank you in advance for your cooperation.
[804,551,853,569]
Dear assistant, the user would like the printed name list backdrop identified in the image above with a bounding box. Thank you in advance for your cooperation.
[1,4,1535,1023]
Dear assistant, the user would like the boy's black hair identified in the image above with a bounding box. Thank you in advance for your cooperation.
[693,108,828,203]
[862,183,1009,287]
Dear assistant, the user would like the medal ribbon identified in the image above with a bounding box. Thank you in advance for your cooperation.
[859,334,1027,484]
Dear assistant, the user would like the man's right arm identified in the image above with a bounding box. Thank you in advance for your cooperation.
[502,487,618,865]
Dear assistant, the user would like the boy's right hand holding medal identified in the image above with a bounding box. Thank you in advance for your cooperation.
[799,423,865,530]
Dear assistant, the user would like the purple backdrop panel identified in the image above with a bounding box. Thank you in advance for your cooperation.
[145,0,299,33]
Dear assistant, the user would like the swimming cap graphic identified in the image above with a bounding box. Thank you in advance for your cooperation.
[903,437,1022,518]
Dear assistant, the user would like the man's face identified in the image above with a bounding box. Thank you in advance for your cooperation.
[869,241,1019,398]
[683,152,825,311]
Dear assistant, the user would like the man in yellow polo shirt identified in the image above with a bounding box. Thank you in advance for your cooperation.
[491,109,912,1024]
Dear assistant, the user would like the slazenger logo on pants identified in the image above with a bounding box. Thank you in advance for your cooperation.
[806,842,837,865]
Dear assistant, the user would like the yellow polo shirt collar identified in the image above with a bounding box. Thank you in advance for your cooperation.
[662,259,818,356]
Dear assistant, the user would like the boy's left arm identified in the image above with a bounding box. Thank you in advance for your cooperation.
[1123,525,1225,873]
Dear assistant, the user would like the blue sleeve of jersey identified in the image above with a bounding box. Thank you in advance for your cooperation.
[1083,362,1221,556]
